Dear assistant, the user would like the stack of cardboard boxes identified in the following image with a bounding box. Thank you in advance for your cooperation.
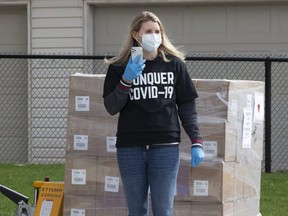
[64,74,128,215]
[63,74,264,216]
[175,79,264,215]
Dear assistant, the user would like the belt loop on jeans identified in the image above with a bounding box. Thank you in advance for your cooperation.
[143,143,179,150]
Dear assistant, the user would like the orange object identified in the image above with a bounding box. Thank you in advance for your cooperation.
[33,181,64,216]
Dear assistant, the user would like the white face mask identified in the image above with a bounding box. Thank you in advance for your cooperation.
[138,33,162,53]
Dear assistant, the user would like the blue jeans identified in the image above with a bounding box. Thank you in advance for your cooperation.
[117,145,180,216]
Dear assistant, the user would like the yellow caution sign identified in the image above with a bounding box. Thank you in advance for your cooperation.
[33,181,64,216]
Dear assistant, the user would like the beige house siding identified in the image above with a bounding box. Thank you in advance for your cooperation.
[29,0,85,163]
[31,0,84,54]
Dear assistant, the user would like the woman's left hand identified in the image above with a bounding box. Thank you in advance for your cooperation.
[191,146,205,167]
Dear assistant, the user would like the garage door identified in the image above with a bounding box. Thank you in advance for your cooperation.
[0,7,28,163]
[0,7,27,52]
[92,4,288,56]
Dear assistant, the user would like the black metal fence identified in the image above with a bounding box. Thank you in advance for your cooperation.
[0,54,287,172]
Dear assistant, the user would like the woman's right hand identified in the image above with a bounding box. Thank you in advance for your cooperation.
[122,55,146,82]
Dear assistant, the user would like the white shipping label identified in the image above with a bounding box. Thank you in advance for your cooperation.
[253,92,264,123]
[71,209,85,216]
[106,137,117,152]
[246,94,253,108]
[40,200,53,216]
[72,169,86,185]
[193,180,209,196]
[74,135,88,150]
[203,141,217,157]
[75,96,90,111]
[105,176,119,192]
[242,108,253,149]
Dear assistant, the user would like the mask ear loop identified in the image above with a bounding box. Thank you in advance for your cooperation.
[133,32,142,47]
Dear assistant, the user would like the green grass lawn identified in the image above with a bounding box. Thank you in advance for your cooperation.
[0,163,287,216]
[0,164,64,216]
[260,172,288,215]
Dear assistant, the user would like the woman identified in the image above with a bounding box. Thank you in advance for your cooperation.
[103,11,204,216]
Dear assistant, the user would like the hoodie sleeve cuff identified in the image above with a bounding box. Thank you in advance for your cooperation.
[191,143,203,148]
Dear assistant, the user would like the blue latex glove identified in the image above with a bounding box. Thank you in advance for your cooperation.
[191,146,205,167]
[122,55,146,82]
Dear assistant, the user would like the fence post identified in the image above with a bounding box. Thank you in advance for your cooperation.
[265,59,272,173]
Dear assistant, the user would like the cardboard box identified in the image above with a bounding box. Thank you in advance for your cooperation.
[181,79,264,162]
[64,155,125,198]
[63,195,128,216]
[233,198,260,216]
[179,121,235,160]
[66,115,118,157]
[64,155,97,196]
[187,160,261,202]
[174,201,234,216]
[197,121,263,162]
[234,160,262,200]
[68,74,111,117]
[200,122,237,162]
[63,195,96,216]
[195,79,265,123]
[180,120,237,161]
[173,198,260,216]
[189,161,235,202]
[195,79,230,122]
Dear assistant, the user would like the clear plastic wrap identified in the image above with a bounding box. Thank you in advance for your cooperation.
[181,79,265,162]
[64,74,264,215]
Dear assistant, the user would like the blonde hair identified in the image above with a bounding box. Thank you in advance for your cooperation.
[105,11,185,65]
